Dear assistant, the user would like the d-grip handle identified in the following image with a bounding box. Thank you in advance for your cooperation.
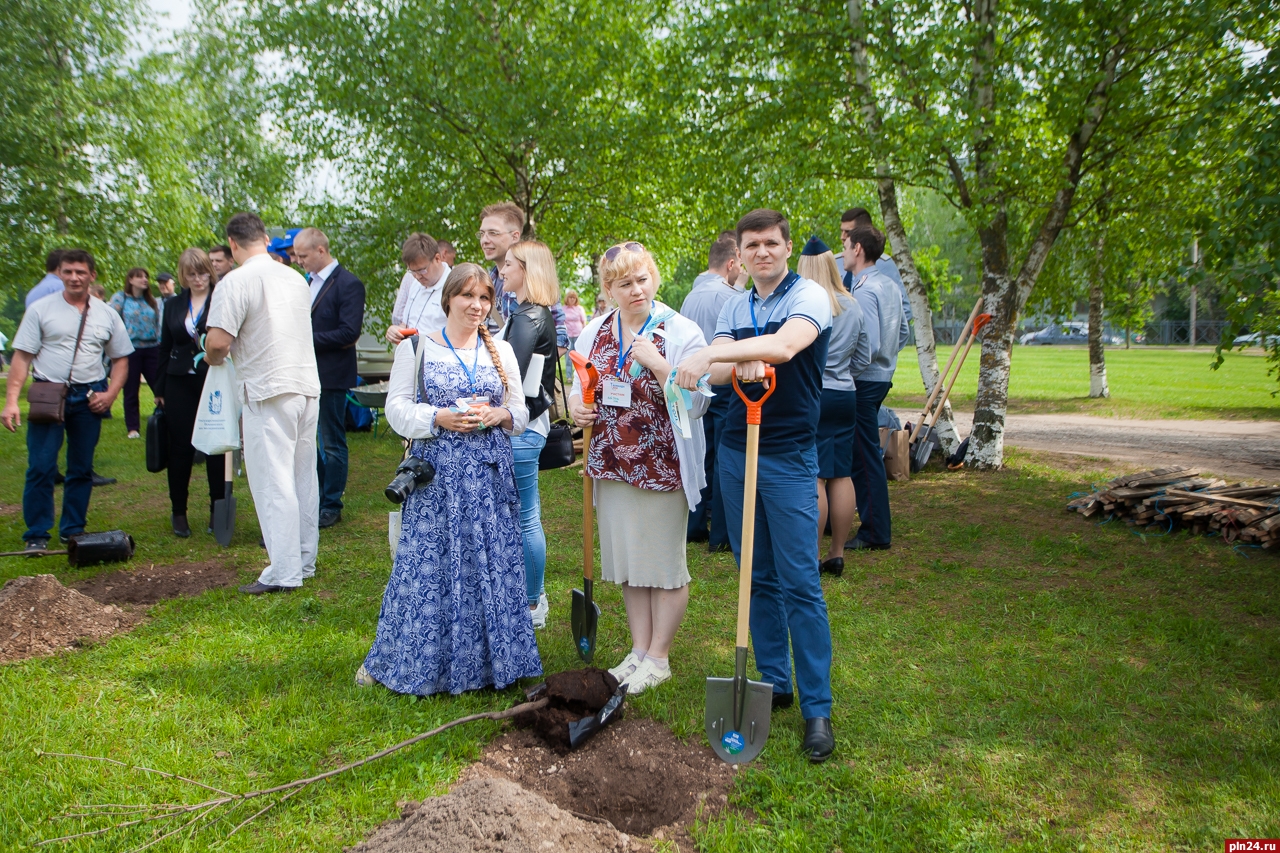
[569,351,601,406]
[732,365,777,426]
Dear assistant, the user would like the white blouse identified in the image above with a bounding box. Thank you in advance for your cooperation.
[385,333,529,439]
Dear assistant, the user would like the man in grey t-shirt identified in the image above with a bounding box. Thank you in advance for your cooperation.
[4,249,132,551]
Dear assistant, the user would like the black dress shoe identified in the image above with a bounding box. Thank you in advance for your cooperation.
[820,557,844,576]
[91,472,117,486]
[803,717,835,763]
[318,510,342,529]
[772,692,794,710]
[845,538,890,551]
[171,514,191,538]
[238,581,292,595]
[708,542,732,554]
[25,539,49,556]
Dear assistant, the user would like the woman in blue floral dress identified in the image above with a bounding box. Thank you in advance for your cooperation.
[357,263,542,696]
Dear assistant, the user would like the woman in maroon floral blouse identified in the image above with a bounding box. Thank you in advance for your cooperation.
[570,242,709,695]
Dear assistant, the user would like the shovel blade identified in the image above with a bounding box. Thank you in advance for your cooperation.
[910,435,933,473]
[705,675,773,764]
[570,585,600,663]
[212,495,236,547]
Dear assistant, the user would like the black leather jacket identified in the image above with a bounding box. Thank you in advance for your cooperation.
[501,300,558,421]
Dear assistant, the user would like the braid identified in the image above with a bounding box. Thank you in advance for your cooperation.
[478,325,512,394]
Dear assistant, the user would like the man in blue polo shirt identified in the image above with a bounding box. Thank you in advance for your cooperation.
[675,208,835,763]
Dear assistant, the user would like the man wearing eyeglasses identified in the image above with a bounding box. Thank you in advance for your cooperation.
[387,233,450,343]
[478,202,569,353]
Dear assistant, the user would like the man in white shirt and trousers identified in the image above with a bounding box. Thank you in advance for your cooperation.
[205,212,322,594]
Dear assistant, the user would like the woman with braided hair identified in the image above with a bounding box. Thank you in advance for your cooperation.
[358,263,542,696]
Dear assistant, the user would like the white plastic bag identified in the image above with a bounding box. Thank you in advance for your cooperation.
[192,359,241,455]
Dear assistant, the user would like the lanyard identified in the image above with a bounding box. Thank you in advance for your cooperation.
[187,295,206,335]
[442,329,481,393]
[614,307,653,378]
[748,272,798,337]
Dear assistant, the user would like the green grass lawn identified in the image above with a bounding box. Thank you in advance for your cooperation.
[1,381,1279,851]
[886,346,1280,420]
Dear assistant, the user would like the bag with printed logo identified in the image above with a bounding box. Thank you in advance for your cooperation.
[191,359,241,455]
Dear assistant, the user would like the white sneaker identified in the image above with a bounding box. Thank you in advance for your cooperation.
[622,658,671,695]
[530,594,549,629]
[354,664,377,687]
[608,651,644,683]
[127,431,140,439]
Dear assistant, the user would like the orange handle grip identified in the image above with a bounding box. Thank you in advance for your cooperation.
[732,365,777,425]
[400,328,418,337]
[973,313,993,335]
[569,351,601,406]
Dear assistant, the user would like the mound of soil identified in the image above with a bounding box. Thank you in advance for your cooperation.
[349,776,642,853]
[464,716,733,843]
[0,574,139,663]
[515,667,620,752]
[73,561,237,606]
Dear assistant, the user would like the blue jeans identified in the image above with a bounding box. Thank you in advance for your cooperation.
[511,430,547,605]
[316,388,349,514]
[24,380,108,542]
[687,388,730,547]
[719,445,833,719]
[851,380,893,545]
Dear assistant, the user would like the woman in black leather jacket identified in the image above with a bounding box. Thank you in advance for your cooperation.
[498,240,560,628]
[153,248,222,538]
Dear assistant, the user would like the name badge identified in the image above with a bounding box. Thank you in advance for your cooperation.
[600,376,632,408]
[455,396,491,411]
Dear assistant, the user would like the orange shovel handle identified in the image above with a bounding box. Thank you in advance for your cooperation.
[569,351,601,406]
[731,365,777,426]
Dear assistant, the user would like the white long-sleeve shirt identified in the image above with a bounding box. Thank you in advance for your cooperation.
[390,265,451,334]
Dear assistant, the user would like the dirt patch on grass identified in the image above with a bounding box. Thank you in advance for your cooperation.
[72,561,237,606]
[0,574,139,663]
[513,667,620,753]
[349,776,643,853]
[464,716,733,846]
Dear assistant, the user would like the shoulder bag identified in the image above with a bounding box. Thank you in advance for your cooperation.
[27,304,90,424]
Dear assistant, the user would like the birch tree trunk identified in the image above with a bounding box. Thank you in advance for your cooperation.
[1088,237,1109,397]
[846,0,960,454]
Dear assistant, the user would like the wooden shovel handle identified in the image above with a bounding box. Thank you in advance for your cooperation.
[736,422,760,648]
[912,297,983,443]
[924,314,992,436]
[581,423,594,582]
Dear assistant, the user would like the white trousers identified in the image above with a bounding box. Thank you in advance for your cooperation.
[243,392,319,588]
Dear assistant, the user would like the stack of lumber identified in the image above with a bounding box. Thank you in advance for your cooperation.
[1067,465,1280,549]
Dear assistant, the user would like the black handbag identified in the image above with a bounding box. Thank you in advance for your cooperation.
[145,406,168,473]
[538,357,577,470]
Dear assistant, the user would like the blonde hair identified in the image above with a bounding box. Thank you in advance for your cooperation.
[480,201,524,232]
[440,263,512,393]
[509,241,560,307]
[178,248,216,293]
[598,243,661,294]
[797,251,850,317]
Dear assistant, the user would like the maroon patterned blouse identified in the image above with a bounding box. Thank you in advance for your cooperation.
[584,313,682,492]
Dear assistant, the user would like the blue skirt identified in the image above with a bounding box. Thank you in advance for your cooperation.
[816,388,857,479]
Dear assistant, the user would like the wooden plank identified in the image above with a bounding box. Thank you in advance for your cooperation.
[1164,489,1280,510]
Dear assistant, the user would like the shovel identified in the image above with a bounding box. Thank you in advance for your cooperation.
[212,451,236,547]
[569,351,602,663]
[706,365,777,765]
[910,312,992,473]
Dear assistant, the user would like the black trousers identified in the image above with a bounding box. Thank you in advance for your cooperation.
[162,372,222,517]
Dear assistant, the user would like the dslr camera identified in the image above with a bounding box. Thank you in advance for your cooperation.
[385,456,437,504]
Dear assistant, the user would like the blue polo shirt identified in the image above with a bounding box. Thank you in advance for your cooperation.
[714,272,832,455]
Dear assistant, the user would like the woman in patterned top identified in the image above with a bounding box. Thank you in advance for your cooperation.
[569,242,709,695]
[357,263,542,696]
[107,267,162,438]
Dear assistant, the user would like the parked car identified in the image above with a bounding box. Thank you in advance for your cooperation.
[1232,331,1280,348]
[1019,322,1123,346]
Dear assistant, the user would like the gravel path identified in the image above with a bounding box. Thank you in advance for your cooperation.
[946,412,1280,481]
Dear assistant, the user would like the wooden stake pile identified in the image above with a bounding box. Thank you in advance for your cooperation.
[1067,465,1280,549]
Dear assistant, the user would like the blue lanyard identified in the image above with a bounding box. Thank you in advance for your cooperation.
[187,294,206,334]
[614,307,653,378]
[441,330,481,393]
[748,272,798,337]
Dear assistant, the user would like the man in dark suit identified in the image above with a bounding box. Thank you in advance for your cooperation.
[294,227,365,529]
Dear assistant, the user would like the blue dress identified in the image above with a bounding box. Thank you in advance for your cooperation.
[363,351,542,695]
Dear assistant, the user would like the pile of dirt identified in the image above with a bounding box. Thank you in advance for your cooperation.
[465,716,734,843]
[73,561,237,606]
[0,574,139,663]
[349,776,642,853]
[515,667,620,752]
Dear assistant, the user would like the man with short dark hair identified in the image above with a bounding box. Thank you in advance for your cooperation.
[25,249,66,307]
[675,208,836,763]
[208,246,235,282]
[205,212,321,594]
[4,249,133,551]
[679,230,745,550]
[843,225,902,551]
[387,232,450,343]
[478,203,568,351]
[837,207,912,325]
[294,227,365,529]
[437,239,457,266]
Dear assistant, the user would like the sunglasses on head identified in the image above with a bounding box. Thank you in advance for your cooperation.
[604,242,644,262]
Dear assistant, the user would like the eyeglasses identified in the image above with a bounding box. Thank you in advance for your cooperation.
[604,242,644,262]
[408,265,434,279]
[476,229,516,241]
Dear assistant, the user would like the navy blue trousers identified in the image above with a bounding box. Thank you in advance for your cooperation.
[24,380,107,542]
[851,380,892,545]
